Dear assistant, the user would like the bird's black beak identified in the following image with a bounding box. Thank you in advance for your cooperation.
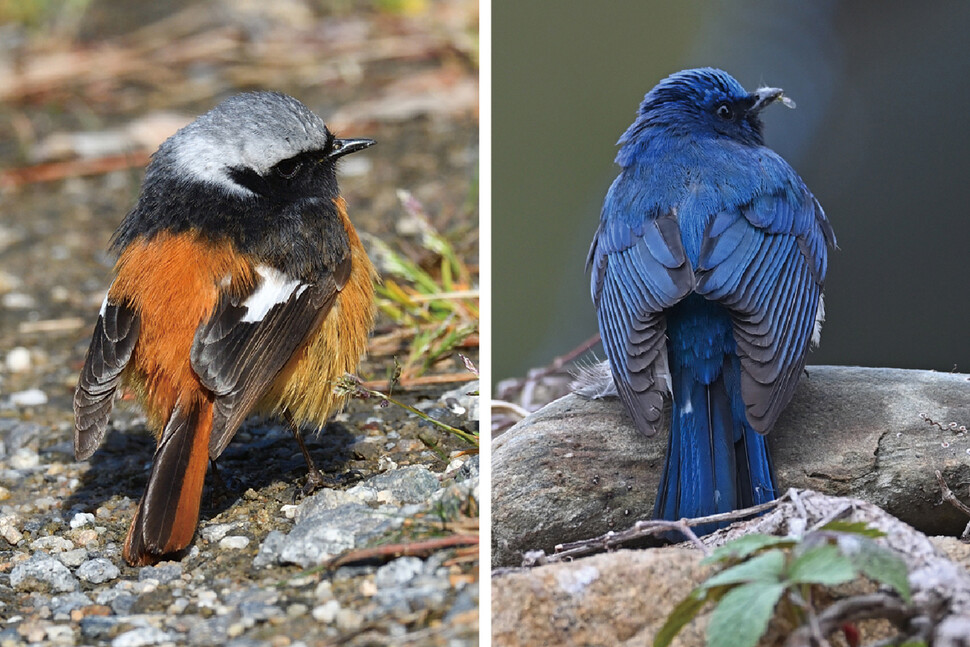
[328,137,376,160]
[749,87,794,113]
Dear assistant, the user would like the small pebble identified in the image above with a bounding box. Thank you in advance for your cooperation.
[138,562,182,584]
[72,528,99,546]
[77,558,120,584]
[196,589,218,608]
[30,536,75,553]
[314,580,333,601]
[219,535,250,550]
[70,512,96,529]
[168,598,190,614]
[201,523,234,542]
[0,513,23,544]
[56,548,88,568]
[9,389,48,407]
[5,347,32,373]
[2,292,35,309]
[10,551,79,593]
[45,625,74,643]
[95,589,136,615]
[286,603,308,618]
[8,447,39,469]
[111,626,173,647]
[311,599,340,623]
[335,608,364,632]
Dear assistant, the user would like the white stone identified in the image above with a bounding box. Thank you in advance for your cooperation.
[5,347,31,373]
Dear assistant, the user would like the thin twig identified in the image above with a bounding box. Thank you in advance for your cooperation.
[525,495,788,566]
[490,400,531,420]
[936,470,970,517]
[360,372,478,391]
[0,152,151,189]
[406,289,479,302]
[936,470,970,540]
[342,375,478,446]
[784,593,918,647]
[325,534,479,569]
[18,317,86,334]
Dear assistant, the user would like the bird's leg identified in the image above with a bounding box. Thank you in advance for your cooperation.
[207,459,235,505]
[282,411,328,495]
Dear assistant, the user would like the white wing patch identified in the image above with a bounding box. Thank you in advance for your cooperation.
[241,265,308,323]
[811,293,825,348]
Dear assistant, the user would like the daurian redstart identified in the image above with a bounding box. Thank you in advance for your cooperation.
[73,92,378,566]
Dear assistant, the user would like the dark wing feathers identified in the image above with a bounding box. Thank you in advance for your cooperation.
[74,299,140,460]
[696,187,827,433]
[192,270,344,460]
[591,211,694,435]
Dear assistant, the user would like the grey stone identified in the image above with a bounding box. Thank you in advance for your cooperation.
[0,420,41,456]
[96,588,136,615]
[187,615,234,646]
[225,587,283,622]
[76,557,120,584]
[295,488,365,520]
[374,556,423,588]
[138,561,182,584]
[50,591,93,617]
[10,550,79,592]
[80,616,120,641]
[444,585,478,623]
[456,454,479,482]
[111,626,175,647]
[492,366,970,566]
[365,465,440,504]
[252,530,285,568]
[439,380,480,424]
[279,503,404,567]
[200,523,235,542]
[56,548,88,568]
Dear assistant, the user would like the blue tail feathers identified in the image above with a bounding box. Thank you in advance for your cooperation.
[656,297,777,534]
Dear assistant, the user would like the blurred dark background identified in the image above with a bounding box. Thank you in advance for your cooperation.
[493,1,970,385]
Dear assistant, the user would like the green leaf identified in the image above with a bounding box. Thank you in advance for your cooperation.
[819,521,887,538]
[840,536,912,603]
[700,550,785,590]
[787,544,857,586]
[654,586,732,647]
[653,590,709,647]
[703,534,796,564]
[707,582,785,647]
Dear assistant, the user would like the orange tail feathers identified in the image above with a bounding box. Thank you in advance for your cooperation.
[123,398,213,566]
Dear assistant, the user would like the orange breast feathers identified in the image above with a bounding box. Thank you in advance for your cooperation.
[109,232,255,434]
[109,196,377,438]
[259,196,379,428]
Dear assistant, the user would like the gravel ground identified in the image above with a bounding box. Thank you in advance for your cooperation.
[0,373,479,645]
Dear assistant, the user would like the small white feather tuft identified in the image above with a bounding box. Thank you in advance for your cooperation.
[570,359,618,399]
[811,294,825,348]
[241,265,306,323]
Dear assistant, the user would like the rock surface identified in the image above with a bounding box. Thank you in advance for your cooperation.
[492,365,970,566]
[492,490,970,647]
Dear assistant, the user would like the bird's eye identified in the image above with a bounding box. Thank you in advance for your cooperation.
[275,158,302,179]
[715,103,735,121]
